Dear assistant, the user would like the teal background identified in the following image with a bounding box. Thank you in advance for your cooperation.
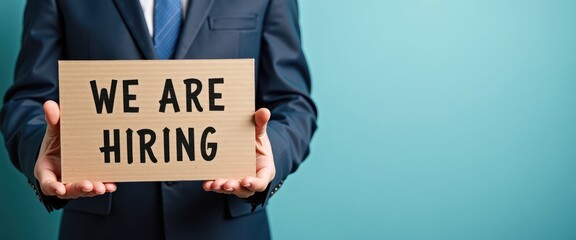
[1,1,575,239]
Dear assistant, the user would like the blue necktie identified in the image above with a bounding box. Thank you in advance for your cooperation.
[154,0,182,59]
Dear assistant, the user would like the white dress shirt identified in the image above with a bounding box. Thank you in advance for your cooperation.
[139,0,189,36]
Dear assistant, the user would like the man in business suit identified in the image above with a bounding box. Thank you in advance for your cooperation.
[0,0,316,239]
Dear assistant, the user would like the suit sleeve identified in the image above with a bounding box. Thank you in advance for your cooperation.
[0,0,68,212]
[250,0,318,209]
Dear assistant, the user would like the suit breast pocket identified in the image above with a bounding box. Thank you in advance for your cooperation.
[209,15,258,31]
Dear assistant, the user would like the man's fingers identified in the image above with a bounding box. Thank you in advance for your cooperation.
[92,182,106,195]
[52,181,66,196]
[40,180,65,196]
[211,179,227,191]
[206,179,254,198]
[255,108,270,139]
[77,180,93,193]
[221,180,254,198]
[201,108,274,197]
[59,180,93,199]
[232,187,255,198]
[104,183,117,192]
[242,176,270,192]
[222,179,240,192]
[244,164,275,192]
[38,170,116,198]
[203,181,214,192]
[57,181,115,199]
[257,161,275,179]
[37,165,63,196]
[84,183,109,197]
[43,100,60,135]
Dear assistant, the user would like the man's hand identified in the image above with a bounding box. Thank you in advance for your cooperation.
[34,100,117,199]
[203,108,276,198]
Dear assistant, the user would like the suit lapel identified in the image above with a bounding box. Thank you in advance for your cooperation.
[113,0,157,59]
[173,0,215,59]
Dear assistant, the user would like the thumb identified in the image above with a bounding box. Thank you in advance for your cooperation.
[43,100,60,136]
[255,108,271,139]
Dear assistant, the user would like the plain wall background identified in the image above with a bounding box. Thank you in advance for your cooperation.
[1,1,575,239]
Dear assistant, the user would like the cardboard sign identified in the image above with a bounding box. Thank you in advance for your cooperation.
[58,59,255,183]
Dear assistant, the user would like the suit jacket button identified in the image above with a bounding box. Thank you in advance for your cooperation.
[164,181,177,186]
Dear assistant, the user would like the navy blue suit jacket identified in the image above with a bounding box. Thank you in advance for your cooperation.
[0,0,316,239]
